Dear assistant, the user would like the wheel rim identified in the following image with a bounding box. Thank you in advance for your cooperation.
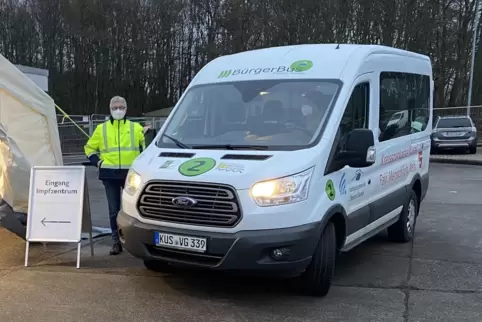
[407,199,416,233]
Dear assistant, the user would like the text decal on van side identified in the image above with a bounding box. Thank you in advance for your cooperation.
[381,143,425,165]
[218,60,313,78]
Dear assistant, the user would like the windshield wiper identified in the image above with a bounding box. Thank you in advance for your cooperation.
[162,133,191,149]
[192,144,268,150]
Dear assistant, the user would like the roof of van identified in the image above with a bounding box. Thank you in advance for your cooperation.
[222,44,430,62]
[191,44,431,85]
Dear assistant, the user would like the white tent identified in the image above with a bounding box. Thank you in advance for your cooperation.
[0,54,62,213]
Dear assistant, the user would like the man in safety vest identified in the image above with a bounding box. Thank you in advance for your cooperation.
[84,96,146,255]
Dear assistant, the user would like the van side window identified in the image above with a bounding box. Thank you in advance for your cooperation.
[339,82,370,140]
[379,72,430,142]
[325,82,370,174]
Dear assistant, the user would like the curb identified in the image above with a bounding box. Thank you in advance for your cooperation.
[430,157,482,166]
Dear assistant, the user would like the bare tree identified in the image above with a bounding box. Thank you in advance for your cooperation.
[0,0,481,114]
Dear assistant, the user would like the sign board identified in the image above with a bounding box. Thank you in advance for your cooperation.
[24,166,94,268]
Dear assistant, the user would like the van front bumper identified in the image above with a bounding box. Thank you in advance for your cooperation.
[117,210,321,276]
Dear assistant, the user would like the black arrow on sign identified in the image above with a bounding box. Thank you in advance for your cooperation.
[41,217,71,226]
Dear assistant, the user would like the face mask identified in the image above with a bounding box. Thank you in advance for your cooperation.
[111,109,126,120]
[301,105,313,116]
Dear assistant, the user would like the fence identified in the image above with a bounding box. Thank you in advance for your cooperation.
[433,105,482,123]
[58,106,482,164]
[58,114,166,165]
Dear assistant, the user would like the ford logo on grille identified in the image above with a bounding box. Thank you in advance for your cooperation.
[172,196,197,207]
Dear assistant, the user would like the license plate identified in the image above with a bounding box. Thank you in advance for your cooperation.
[445,131,464,137]
[154,232,207,253]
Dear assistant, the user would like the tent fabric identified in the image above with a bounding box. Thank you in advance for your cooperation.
[0,54,62,213]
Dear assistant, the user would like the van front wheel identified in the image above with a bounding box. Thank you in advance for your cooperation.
[387,190,418,243]
[299,221,337,297]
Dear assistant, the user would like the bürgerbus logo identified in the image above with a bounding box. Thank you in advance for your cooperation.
[217,60,313,78]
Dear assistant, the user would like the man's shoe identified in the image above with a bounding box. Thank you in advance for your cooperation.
[109,242,123,255]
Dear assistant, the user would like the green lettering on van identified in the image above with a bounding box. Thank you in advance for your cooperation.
[218,70,232,78]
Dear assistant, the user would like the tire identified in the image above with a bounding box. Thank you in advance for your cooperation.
[430,147,438,154]
[143,259,172,273]
[470,146,477,154]
[387,190,418,243]
[299,222,337,297]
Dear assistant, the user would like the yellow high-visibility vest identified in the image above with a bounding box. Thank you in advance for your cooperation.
[84,119,145,170]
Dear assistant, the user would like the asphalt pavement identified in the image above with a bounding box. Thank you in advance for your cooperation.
[0,163,481,321]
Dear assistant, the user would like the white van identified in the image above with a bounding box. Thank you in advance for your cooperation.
[386,110,409,129]
[118,44,432,297]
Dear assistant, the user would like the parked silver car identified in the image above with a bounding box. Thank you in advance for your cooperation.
[431,116,477,154]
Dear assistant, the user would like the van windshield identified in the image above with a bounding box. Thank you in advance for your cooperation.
[157,80,340,150]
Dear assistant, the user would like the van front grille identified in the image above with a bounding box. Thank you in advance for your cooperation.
[137,180,242,227]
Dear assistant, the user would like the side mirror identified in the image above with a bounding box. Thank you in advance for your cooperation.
[337,128,376,168]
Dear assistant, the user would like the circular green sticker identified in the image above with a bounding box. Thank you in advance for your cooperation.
[290,60,313,72]
[325,179,336,201]
[178,158,216,176]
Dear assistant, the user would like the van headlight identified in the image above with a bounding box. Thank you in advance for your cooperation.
[250,168,313,206]
[124,169,142,196]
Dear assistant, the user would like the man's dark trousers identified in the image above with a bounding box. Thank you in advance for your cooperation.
[102,179,125,241]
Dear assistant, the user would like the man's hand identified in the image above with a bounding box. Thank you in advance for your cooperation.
[143,125,152,134]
